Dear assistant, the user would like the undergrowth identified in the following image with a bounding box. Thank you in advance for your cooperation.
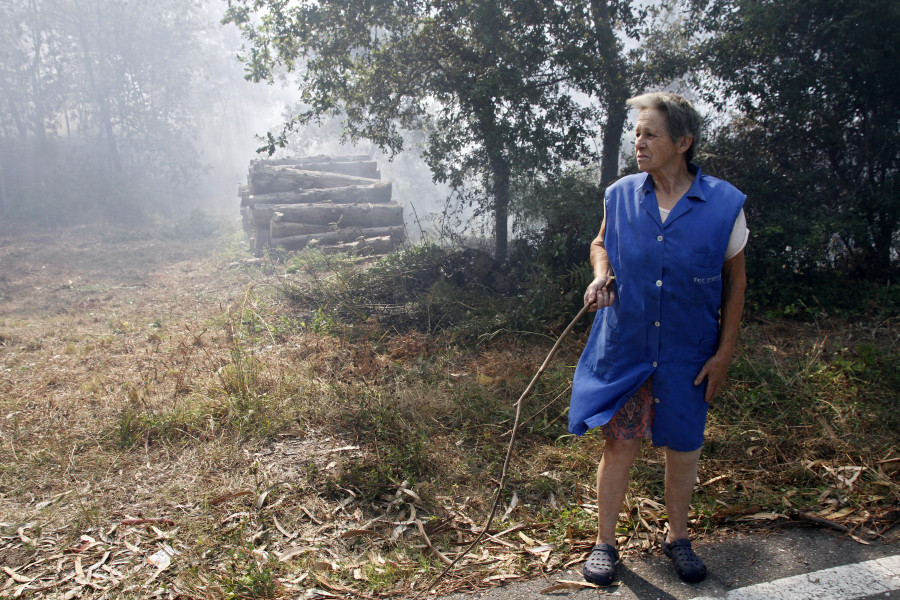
[266,242,900,543]
[4,230,897,599]
[278,242,583,338]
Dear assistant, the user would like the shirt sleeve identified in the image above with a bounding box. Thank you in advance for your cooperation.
[724,209,749,261]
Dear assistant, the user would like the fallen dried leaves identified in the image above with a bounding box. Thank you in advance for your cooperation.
[2,227,898,599]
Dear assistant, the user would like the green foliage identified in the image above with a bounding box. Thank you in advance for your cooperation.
[350,395,432,479]
[283,243,486,335]
[720,328,900,450]
[361,559,405,590]
[0,0,251,225]
[220,550,281,599]
[513,166,604,269]
[222,0,686,261]
[280,240,596,337]
[545,505,596,552]
[167,210,228,239]
[114,405,144,450]
[697,0,900,295]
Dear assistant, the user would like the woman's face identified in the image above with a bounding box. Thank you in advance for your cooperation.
[634,108,689,173]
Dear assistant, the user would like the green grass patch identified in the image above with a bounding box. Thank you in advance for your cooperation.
[36,236,896,599]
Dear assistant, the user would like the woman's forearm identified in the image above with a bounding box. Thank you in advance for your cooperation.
[717,251,747,357]
[590,215,613,279]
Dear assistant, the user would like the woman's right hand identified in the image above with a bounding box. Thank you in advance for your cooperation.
[584,275,615,311]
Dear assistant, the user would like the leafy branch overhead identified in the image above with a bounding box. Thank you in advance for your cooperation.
[694,0,900,286]
[223,0,664,262]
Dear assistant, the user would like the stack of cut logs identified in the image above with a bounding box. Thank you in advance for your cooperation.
[239,154,404,255]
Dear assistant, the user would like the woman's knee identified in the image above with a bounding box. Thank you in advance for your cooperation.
[602,437,642,463]
[665,447,702,470]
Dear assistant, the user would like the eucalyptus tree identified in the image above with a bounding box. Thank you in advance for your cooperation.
[65,0,207,181]
[549,0,650,186]
[224,0,611,262]
[0,0,76,207]
[694,0,900,284]
[0,0,214,222]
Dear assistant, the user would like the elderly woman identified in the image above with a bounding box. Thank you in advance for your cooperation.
[570,92,748,586]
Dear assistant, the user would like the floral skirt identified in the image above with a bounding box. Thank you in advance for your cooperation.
[600,378,654,440]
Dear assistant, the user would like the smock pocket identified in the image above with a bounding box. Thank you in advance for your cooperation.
[698,336,719,362]
[595,323,619,363]
[591,318,621,379]
[690,252,723,300]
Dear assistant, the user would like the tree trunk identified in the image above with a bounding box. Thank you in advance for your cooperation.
[871,216,896,281]
[251,156,379,179]
[241,156,399,256]
[249,166,385,195]
[600,97,628,186]
[270,222,404,240]
[249,181,392,206]
[251,224,270,254]
[492,155,510,263]
[74,3,121,172]
[591,0,631,186]
[310,236,396,255]
[262,202,403,227]
[269,221,331,238]
[476,98,511,263]
[254,153,369,165]
[270,225,405,249]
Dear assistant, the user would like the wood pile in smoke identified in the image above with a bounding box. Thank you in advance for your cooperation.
[238,154,404,255]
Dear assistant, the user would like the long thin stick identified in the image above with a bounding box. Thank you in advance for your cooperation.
[417,301,594,596]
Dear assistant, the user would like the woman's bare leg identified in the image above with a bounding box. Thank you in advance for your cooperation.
[664,446,701,542]
[596,437,642,546]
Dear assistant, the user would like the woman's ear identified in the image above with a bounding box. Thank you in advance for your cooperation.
[678,135,694,154]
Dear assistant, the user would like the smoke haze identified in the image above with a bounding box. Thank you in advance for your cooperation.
[0,0,454,236]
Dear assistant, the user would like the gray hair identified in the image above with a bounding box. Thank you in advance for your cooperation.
[626,92,702,163]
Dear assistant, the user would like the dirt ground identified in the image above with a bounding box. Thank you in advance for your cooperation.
[2,224,498,599]
[0,225,558,599]
[0,225,248,498]
[0,225,302,598]
[2,225,898,600]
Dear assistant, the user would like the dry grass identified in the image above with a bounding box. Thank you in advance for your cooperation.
[0,224,898,599]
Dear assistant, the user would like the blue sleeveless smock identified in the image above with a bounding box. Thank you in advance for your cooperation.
[568,164,745,452]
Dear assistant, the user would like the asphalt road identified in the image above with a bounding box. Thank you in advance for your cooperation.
[436,528,900,600]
